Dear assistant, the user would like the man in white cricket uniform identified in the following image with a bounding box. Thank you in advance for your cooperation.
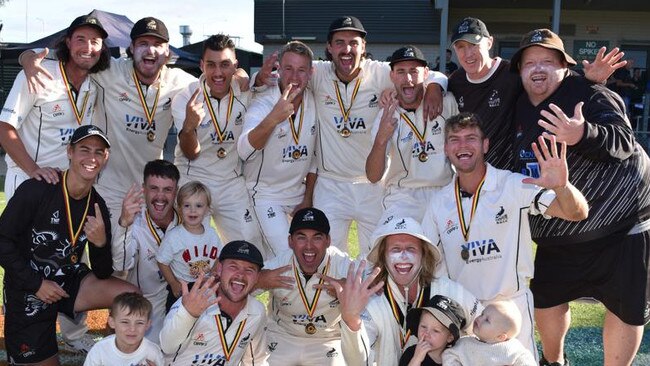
[113,159,181,343]
[258,208,353,365]
[160,240,269,365]
[0,15,112,354]
[335,217,482,366]
[0,15,109,199]
[421,113,589,357]
[366,45,459,222]
[238,41,317,256]
[172,34,262,248]
[308,17,447,255]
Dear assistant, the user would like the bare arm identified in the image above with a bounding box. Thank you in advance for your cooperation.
[247,85,300,149]
[0,122,60,184]
[158,262,182,297]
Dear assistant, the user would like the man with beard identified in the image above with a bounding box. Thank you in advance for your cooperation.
[114,159,181,343]
[238,41,317,256]
[254,16,448,255]
[366,45,459,222]
[511,29,650,366]
[21,17,197,272]
[256,208,353,365]
[0,15,111,354]
[0,125,138,365]
[159,240,268,365]
[333,217,482,366]
[448,17,623,170]
[172,34,262,248]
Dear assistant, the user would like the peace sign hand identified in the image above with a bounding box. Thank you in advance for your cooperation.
[268,84,302,125]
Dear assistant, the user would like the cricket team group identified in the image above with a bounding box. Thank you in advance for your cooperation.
[0,10,648,366]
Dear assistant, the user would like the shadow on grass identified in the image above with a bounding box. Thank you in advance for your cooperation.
[551,326,650,365]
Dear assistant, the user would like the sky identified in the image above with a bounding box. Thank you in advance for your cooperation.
[0,0,263,52]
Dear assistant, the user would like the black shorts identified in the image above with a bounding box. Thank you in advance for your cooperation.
[4,264,91,364]
[531,230,650,326]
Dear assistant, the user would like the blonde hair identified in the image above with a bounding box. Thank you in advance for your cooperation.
[487,301,522,340]
[371,237,438,288]
[177,181,212,208]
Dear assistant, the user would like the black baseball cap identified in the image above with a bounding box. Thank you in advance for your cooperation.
[406,295,467,345]
[70,125,110,147]
[510,28,577,72]
[328,16,367,38]
[451,17,490,45]
[130,17,169,42]
[389,45,428,67]
[219,240,264,269]
[290,208,330,235]
[67,15,108,39]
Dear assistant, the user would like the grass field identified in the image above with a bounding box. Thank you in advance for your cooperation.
[0,192,647,365]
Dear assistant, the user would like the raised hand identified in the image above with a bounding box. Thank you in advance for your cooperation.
[375,99,399,145]
[85,203,107,247]
[268,84,302,125]
[183,88,206,132]
[423,83,443,120]
[181,273,220,318]
[522,134,568,190]
[118,183,144,227]
[20,48,54,94]
[330,260,383,331]
[538,102,585,146]
[582,47,626,84]
[256,265,294,290]
[255,52,279,87]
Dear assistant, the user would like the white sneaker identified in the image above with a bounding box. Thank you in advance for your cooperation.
[63,334,97,354]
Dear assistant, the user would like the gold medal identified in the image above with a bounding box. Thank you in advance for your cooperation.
[70,254,78,264]
[418,151,428,162]
[305,323,317,335]
[147,130,156,142]
[292,149,301,160]
[217,147,227,159]
[340,127,351,138]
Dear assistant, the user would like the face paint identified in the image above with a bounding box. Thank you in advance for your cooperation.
[388,250,417,266]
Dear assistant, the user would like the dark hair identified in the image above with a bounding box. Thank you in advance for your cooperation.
[143,159,180,183]
[202,34,236,58]
[444,112,486,140]
[110,292,152,319]
[54,32,110,73]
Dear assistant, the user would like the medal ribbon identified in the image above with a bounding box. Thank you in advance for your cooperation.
[294,256,331,318]
[400,112,427,146]
[454,173,487,242]
[145,208,182,246]
[384,283,427,349]
[215,315,247,361]
[333,78,362,125]
[61,170,92,248]
[58,61,90,125]
[288,101,304,145]
[131,69,160,127]
[202,82,234,143]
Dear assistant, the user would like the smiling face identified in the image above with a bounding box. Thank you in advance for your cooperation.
[201,47,238,99]
[289,229,330,275]
[143,175,177,227]
[327,30,366,82]
[65,26,104,72]
[67,136,109,183]
[390,60,429,109]
[130,35,170,82]
[444,125,489,174]
[216,258,260,305]
[383,234,423,286]
[519,46,567,106]
[108,305,151,354]
[180,192,210,234]
[452,37,493,80]
[278,51,312,95]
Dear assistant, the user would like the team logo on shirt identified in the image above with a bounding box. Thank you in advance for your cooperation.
[192,333,208,346]
[411,140,437,157]
[124,114,157,136]
[267,207,276,218]
[328,299,340,308]
[488,89,501,108]
[430,121,442,135]
[192,354,224,365]
[282,145,309,162]
[238,334,251,348]
[368,94,379,108]
[326,348,339,358]
[444,219,459,234]
[210,130,235,144]
[460,238,502,264]
[310,125,316,135]
[280,296,292,306]
[118,92,131,102]
[324,95,336,105]
[59,128,75,144]
[50,210,60,224]
[162,98,172,110]
[293,314,327,324]
[276,127,287,139]
[333,117,366,134]
[19,343,36,359]
[458,96,465,109]
[268,342,278,352]
[52,104,64,117]
[243,209,253,223]
[235,111,243,125]
[495,206,508,224]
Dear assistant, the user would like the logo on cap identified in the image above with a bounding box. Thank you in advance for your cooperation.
[395,219,406,230]
[343,17,352,26]
[436,297,450,309]
[458,21,470,34]
[146,20,157,31]
[302,210,315,222]
[88,18,97,25]
[530,30,543,43]
[238,244,250,254]
[405,48,415,57]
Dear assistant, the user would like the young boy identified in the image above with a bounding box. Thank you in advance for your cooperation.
[399,295,467,366]
[442,301,536,366]
[84,292,164,366]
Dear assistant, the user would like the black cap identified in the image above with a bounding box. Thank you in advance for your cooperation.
[67,15,108,39]
[406,295,467,345]
[130,17,169,42]
[219,240,264,269]
[451,17,490,45]
[328,16,367,38]
[290,208,330,235]
[70,125,110,147]
[389,45,428,67]
[510,28,577,72]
